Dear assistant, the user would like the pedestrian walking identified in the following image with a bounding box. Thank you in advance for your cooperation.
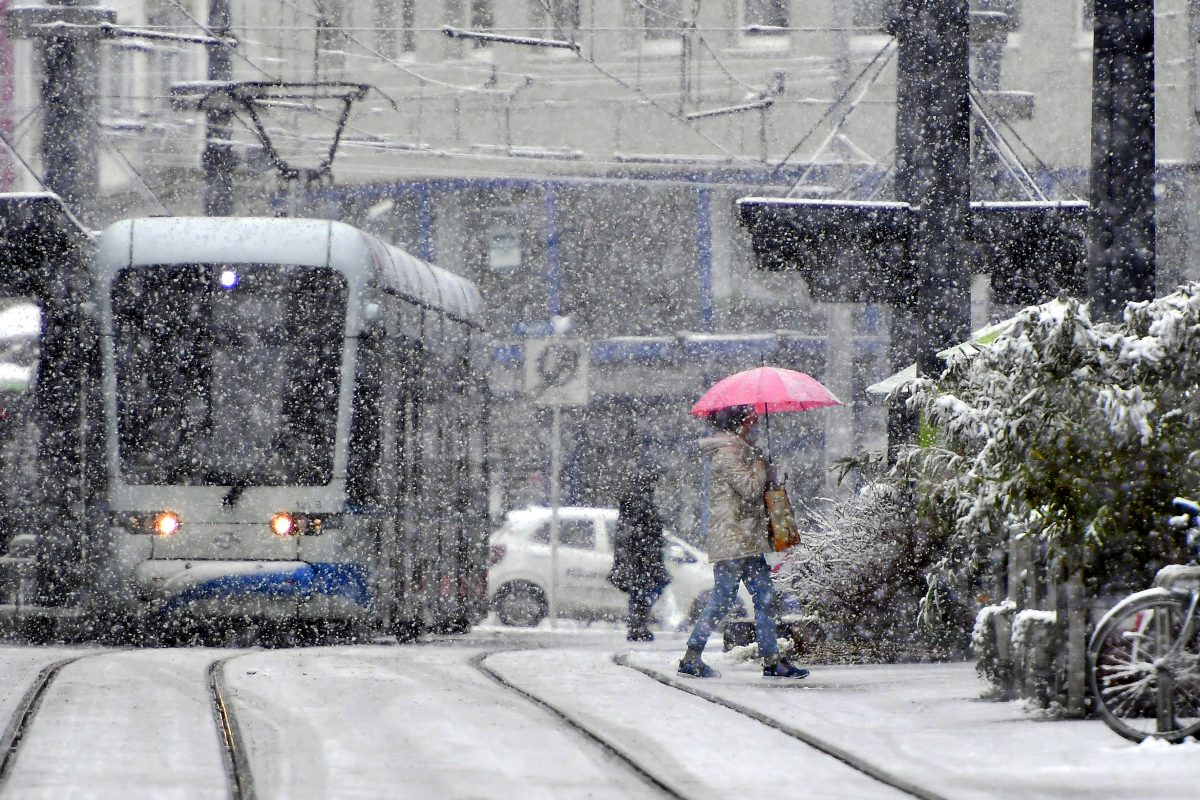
[609,461,670,641]
[678,405,809,679]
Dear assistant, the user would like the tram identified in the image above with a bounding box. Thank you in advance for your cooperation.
[91,216,489,639]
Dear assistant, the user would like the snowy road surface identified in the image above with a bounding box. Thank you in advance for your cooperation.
[0,626,1197,799]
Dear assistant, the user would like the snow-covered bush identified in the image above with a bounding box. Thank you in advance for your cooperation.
[903,286,1200,605]
[770,478,969,658]
[1011,609,1059,709]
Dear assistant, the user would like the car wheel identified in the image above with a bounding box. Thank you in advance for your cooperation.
[494,581,548,627]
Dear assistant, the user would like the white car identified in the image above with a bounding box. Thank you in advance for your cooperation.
[486,506,747,628]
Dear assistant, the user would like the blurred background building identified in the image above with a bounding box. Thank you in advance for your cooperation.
[2,0,1198,540]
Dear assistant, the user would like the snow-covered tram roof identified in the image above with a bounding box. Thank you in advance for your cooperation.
[94,217,483,328]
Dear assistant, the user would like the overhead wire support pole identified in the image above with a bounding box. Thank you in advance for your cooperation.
[5,2,114,226]
[441,26,579,51]
[203,0,235,216]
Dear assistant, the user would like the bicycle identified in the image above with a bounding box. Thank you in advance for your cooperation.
[1087,497,1200,743]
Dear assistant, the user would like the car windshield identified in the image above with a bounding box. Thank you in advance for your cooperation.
[111,263,347,486]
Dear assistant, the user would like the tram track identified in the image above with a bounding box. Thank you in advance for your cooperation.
[0,648,254,800]
[614,653,950,800]
[0,654,85,790]
[208,655,257,800]
[472,649,687,800]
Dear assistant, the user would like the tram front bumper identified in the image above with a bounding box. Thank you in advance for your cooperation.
[133,560,370,619]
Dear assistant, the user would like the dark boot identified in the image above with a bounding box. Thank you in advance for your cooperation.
[627,625,654,642]
[763,657,809,679]
[678,648,719,678]
[627,600,653,641]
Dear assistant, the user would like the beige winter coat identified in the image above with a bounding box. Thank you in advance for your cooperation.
[699,431,769,562]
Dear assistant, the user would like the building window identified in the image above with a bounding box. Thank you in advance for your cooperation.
[470,0,494,46]
[401,0,416,52]
[102,43,128,119]
[314,0,346,72]
[744,0,788,33]
[372,0,396,57]
[487,207,522,272]
[641,0,683,41]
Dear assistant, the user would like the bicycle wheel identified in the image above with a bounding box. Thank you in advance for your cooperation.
[1088,590,1200,743]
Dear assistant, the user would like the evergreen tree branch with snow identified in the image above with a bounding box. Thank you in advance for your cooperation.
[902,284,1200,620]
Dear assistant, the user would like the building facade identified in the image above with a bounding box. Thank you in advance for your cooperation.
[3,1,1199,538]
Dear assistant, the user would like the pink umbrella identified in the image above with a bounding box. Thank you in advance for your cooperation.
[691,366,841,418]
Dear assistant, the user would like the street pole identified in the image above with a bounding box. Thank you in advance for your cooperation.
[548,405,561,628]
[38,1,104,226]
[1087,0,1156,319]
[202,0,235,216]
[886,0,972,454]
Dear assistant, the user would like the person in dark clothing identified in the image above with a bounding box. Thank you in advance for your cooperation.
[609,464,671,642]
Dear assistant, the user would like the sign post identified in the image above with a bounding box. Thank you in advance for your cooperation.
[525,338,588,627]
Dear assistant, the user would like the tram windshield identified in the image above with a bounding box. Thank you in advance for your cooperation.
[111,264,347,486]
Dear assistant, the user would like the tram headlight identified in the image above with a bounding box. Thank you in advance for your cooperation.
[267,513,341,536]
[153,512,181,538]
[270,513,297,537]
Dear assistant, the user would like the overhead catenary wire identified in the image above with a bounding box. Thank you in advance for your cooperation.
[48,4,918,189]
[772,37,895,176]
[785,41,896,195]
[162,0,279,81]
[969,93,1043,202]
[0,125,53,194]
[968,76,1084,202]
[531,0,771,170]
[95,129,174,214]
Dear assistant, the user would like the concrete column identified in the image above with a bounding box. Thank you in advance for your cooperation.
[822,303,855,494]
[1087,0,1156,319]
[1184,0,1200,283]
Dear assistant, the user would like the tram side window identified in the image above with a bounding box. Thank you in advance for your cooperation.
[393,339,421,507]
[348,341,383,509]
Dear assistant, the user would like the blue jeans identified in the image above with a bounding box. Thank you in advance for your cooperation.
[686,555,779,658]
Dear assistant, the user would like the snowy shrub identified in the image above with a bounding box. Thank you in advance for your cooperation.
[902,286,1200,604]
[770,478,969,658]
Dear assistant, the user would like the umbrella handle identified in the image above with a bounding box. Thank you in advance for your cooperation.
[764,408,771,471]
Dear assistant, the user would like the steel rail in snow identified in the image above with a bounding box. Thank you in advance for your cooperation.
[614,653,951,800]
[0,656,80,785]
[471,650,687,800]
[208,657,257,800]
[0,653,97,789]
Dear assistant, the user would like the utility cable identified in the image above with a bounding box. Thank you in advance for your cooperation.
[0,126,51,193]
[162,0,279,80]
[786,41,896,195]
[273,0,515,94]
[969,93,1042,201]
[96,129,173,214]
[695,35,766,95]
[533,0,769,170]
[968,75,1083,202]
[771,37,894,175]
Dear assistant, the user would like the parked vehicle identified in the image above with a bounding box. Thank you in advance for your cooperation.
[487,506,747,628]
